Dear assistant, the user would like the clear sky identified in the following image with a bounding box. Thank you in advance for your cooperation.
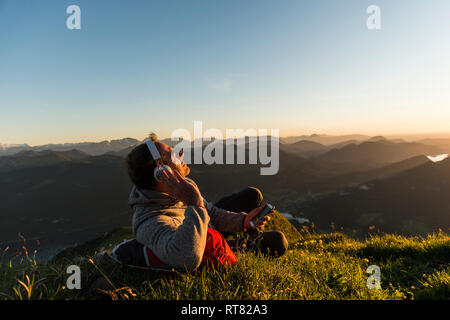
[1,0,450,145]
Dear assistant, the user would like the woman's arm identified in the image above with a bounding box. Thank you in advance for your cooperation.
[203,200,247,233]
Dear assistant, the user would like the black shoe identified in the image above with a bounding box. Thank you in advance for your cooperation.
[95,239,175,273]
[260,231,288,257]
[110,239,148,268]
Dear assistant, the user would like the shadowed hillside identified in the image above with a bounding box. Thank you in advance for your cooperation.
[315,140,442,169]
[298,158,450,235]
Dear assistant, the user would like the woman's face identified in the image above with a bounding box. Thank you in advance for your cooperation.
[156,141,190,177]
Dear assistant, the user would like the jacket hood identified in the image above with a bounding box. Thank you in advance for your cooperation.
[128,186,179,208]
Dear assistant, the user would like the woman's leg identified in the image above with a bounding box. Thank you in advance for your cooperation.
[215,187,288,257]
[214,187,263,213]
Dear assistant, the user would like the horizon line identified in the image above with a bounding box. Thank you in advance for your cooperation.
[3,130,450,148]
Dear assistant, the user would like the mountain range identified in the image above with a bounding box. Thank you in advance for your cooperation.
[0,138,140,157]
[0,135,448,257]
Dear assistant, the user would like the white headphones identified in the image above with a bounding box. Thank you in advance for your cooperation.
[145,140,172,182]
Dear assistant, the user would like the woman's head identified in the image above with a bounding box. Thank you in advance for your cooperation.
[126,133,189,189]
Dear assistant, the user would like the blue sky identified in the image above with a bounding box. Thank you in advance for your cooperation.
[1,0,450,145]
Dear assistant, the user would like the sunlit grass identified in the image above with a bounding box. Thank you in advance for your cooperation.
[0,230,448,300]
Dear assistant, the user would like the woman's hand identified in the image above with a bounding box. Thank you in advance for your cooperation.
[243,205,272,232]
[159,168,205,208]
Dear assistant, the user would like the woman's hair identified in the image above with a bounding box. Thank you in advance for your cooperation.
[125,133,158,189]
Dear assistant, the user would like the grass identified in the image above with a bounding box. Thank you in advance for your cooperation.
[0,214,449,300]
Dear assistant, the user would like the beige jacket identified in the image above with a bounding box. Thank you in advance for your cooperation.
[129,179,246,270]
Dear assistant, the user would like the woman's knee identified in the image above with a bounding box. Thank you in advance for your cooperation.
[243,187,263,207]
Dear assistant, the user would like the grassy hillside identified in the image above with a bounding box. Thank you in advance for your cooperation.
[0,213,449,300]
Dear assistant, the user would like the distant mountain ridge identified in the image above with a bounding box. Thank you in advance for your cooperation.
[280,140,328,158]
[277,136,443,160]
[0,138,140,156]
[418,139,450,153]
[2,134,447,159]
[280,134,371,145]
